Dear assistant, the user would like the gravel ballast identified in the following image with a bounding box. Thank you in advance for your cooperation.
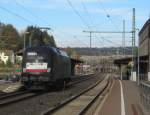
[0,73,105,115]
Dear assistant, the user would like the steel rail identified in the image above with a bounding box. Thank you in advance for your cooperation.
[0,74,96,108]
[0,90,29,100]
[0,92,45,107]
[78,78,110,115]
[41,75,107,115]
[68,75,94,86]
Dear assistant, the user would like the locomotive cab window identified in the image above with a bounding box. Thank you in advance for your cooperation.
[25,52,48,63]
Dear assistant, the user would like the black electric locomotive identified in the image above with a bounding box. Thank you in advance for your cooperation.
[21,46,71,90]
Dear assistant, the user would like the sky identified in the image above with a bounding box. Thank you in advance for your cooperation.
[0,0,149,48]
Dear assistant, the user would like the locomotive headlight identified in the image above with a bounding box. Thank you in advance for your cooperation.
[23,68,26,72]
[47,68,51,72]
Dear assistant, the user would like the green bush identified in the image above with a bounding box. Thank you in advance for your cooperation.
[0,61,5,67]
[6,57,13,67]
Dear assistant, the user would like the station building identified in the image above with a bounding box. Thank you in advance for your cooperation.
[139,18,150,80]
[114,18,150,81]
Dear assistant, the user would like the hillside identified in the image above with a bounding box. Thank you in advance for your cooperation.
[70,47,133,56]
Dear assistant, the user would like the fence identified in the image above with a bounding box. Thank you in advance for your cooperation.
[140,81,150,113]
[139,74,148,81]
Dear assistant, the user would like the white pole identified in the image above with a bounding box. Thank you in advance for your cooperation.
[138,30,140,85]
[121,64,123,80]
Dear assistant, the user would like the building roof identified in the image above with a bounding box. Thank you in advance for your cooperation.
[0,50,14,55]
[15,49,23,56]
[114,55,148,66]
[71,58,83,64]
[139,18,150,35]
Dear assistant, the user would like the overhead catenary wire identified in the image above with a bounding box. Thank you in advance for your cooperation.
[82,0,132,52]
[99,36,132,51]
[0,1,129,49]
[97,0,120,31]
[0,4,70,47]
[66,0,91,30]
[14,1,81,38]
[74,35,89,47]
[14,1,79,45]
[66,0,99,48]
[15,0,89,45]
[0,6,35,25]
[0,0,111,49]
[80,0,95,29]
[81,0,106,48]
[14,0,52,27]
[81,0,129,50]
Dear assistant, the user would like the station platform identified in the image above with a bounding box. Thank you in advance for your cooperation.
[94,79,148,115]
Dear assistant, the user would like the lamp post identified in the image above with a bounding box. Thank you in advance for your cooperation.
[24,31,29,51]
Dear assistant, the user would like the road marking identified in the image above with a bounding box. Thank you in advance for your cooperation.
[119,80,126,115]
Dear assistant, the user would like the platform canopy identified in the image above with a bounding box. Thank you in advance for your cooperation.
[114,57,132,66]
[114,55,148,66]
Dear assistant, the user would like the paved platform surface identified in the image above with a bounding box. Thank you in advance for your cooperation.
[0,82,22,93]
[96,79,147,115]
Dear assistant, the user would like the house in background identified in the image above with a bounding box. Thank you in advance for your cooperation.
[0,50,15,64]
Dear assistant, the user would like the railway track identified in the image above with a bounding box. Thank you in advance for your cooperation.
[69,74,94,86]
[0,91,44,107]
[0,90,29,100]
[0,74,95,108]
[41,75,111,115]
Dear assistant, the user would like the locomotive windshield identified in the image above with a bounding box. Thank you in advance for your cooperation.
[25,52,47,63]
[22,48,52,73]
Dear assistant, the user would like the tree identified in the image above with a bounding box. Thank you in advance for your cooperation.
[6,57,13,67]
[0,60,5,67]
[43,31,56,47]
[23,26,56,47]
[65,47,75,57]
[0,23,21,51]
[0,24,57,51]
[65,47,80,59]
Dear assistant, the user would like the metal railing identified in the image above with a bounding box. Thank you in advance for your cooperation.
[139,74,148,81]
[140,81,150,112]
